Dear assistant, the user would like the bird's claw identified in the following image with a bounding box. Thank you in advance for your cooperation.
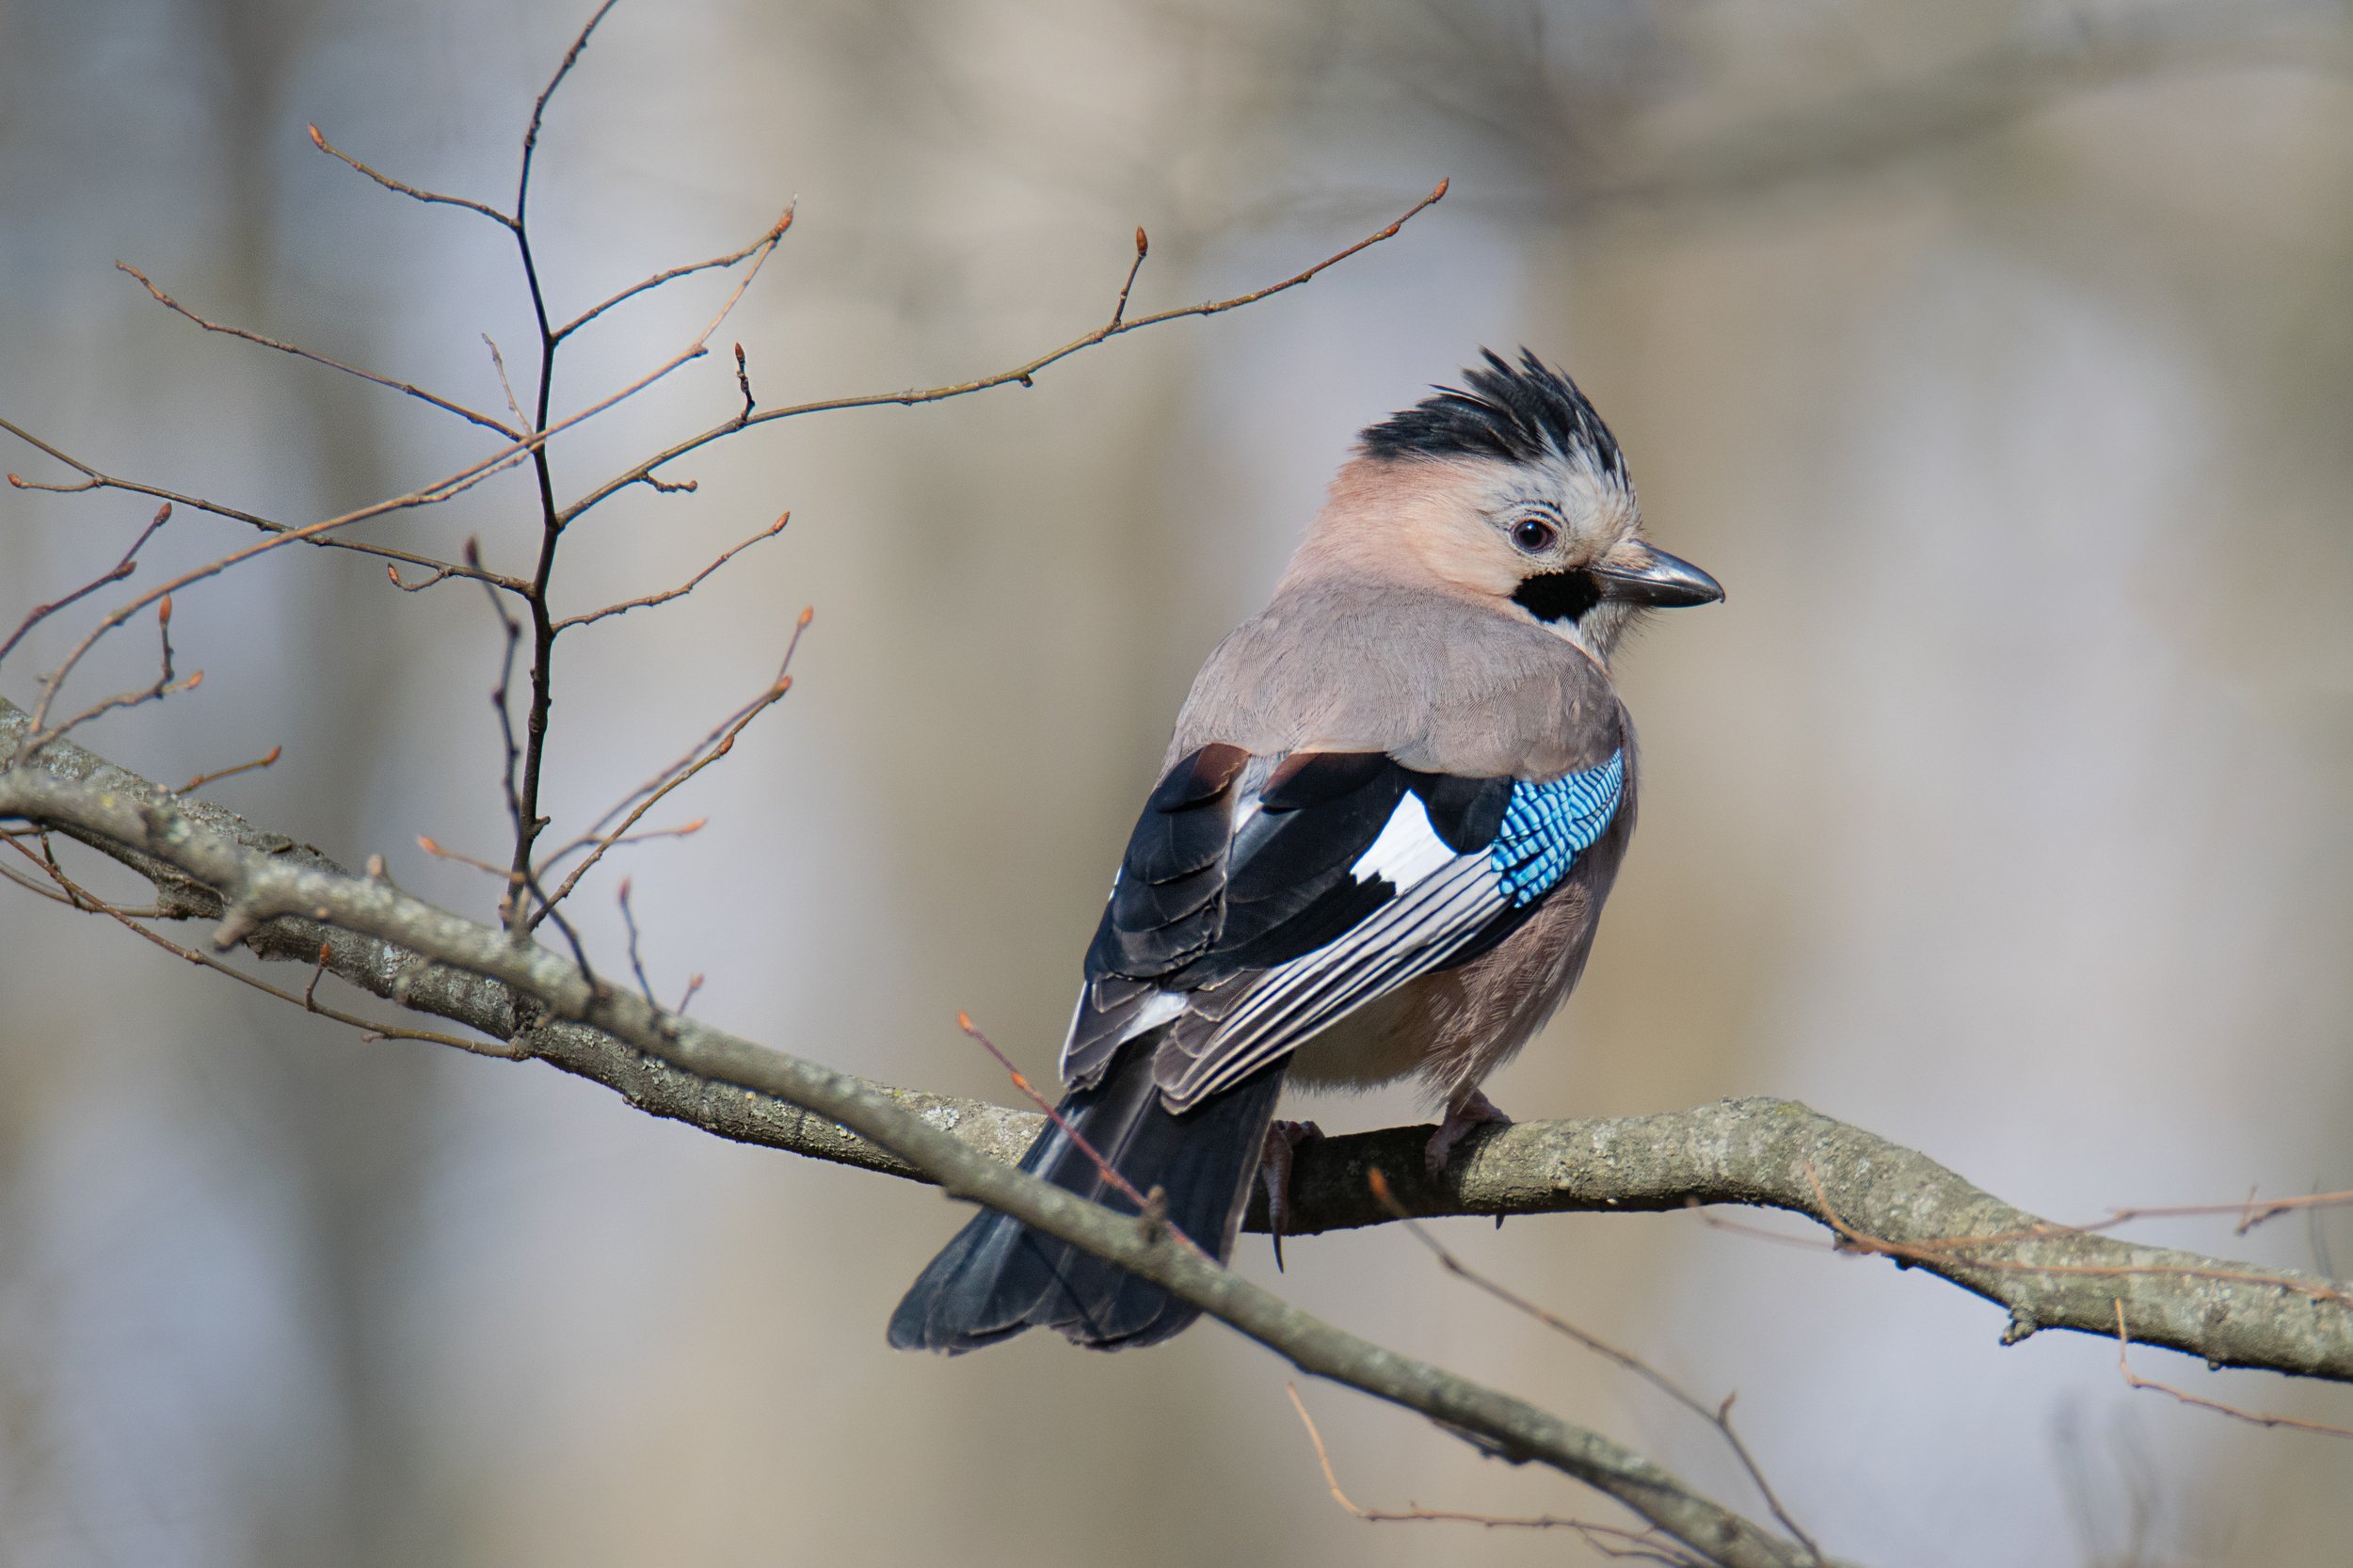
[1261,1118,1324,1271]
[1424,1088,1511,1176]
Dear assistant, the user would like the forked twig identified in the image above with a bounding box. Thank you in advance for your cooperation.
[530,608,809,923]
[553,209,795,344]
[0,502,170,672]
[25,595,203,758]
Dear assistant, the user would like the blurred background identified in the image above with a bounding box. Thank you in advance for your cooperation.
[3,0,2351,1562]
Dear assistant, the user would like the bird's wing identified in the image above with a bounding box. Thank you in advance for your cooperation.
[1062,743,1625,1108]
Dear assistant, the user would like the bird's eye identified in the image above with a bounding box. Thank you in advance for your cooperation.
[1510,517,1558,555]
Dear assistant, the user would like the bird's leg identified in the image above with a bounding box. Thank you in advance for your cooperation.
[1260,1119,1324,1271]
[1424,1087,1512,1176]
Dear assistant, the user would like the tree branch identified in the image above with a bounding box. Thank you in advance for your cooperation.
[2,692,2348,1402]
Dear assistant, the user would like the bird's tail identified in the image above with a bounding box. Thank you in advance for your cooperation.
[888,1036,1286,1352]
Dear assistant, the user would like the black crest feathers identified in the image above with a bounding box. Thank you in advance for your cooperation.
[1357,348,1628,488]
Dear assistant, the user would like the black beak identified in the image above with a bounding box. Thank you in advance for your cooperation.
[1593,542,1723,608]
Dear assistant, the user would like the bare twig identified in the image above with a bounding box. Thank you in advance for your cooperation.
[957,1011,1209,1258]
[307,123,518,230]
[471,543,530,924]
[483,334,528,428]
[1283,1385,1710,1565]
[3,838,514,1057]
[175,744,281,797]
[552,512,789,632]
[559,179,1450,526]
[531,609,808,922]
[416,835,520,882]
[1110,225,1148,329]
[116,262,520,439]
[616,876,657,1008]
[498,7,788,924]
[2113,1301,2353,1440]
[2,421,522,593]
[0,502,169,672]
[27,596,202,757]
[552,208,795,344]
[1366,1168,1822,1563]
[302,938,333,1010]
[7,338,732,765]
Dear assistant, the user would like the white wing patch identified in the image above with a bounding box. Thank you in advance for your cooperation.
[1348,790,1456,888]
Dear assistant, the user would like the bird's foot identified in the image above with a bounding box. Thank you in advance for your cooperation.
[1261,1118,1324,1271]
[1424,1089,1511,1176]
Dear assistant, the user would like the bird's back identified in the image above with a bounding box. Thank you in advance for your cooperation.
[1169,574,1625,781]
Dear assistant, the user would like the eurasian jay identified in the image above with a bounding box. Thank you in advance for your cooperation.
[890,350,1721,1352]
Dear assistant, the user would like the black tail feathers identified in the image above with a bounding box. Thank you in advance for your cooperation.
[888,1040,1285,1352]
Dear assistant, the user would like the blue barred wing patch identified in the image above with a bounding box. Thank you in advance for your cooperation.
[1490,750,1625,906]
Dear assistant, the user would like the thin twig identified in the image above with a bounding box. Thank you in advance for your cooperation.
[7,327,730,765]
[417,835,520,882]
[956,1011,1208,1259]
[307,123,518,230]
[559,180,1450,526]
[1367,1168,1823,1564]
[471,542,530,926]
[552,512,788,632]
[483,334,528,429]
[302,939,332,1010]
[2,422,522,592]
[176,744,281,797]
[117,262,520,438]
[0,502,169,672]
[2,839,516,1057]
[30,596,202,756]
[501,11,787,926]
[2113,1301,2353,1440]
[552,208,795,344]
[530,609,808,923]
[616,877,657,1008]
[1282,1385,1709,1565]
[1110,225,1148,329]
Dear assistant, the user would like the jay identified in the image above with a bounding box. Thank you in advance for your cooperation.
[891,351,1721,1352]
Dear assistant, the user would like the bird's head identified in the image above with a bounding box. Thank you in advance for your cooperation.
[1296,349,1721,664]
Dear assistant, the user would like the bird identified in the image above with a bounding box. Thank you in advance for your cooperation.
[889,349,1721,1353]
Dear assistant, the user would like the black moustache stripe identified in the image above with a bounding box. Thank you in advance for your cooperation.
[1512,568,1601,624]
